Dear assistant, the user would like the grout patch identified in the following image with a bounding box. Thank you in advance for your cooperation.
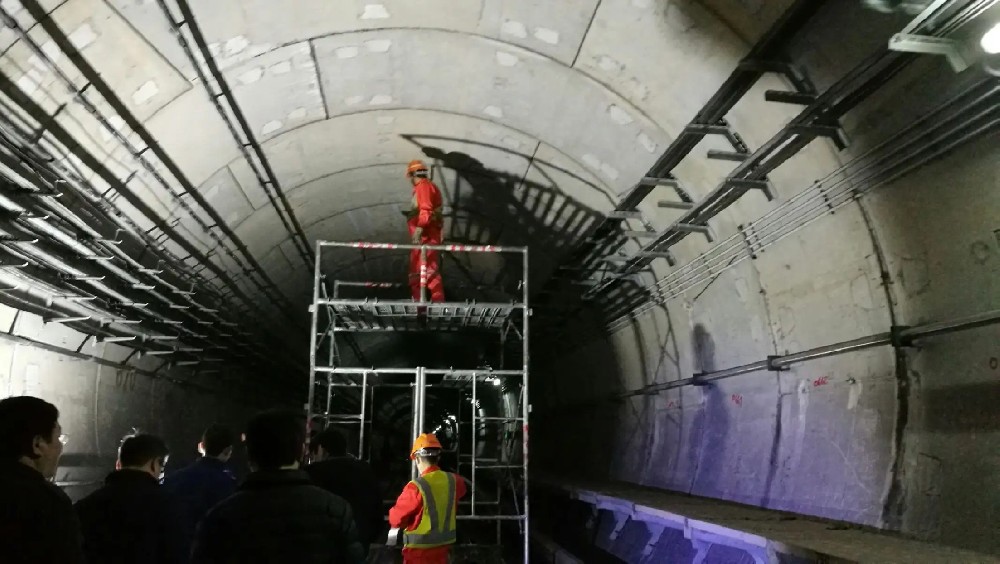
[68,22,97,50]
[225,35,250,55]
[132,80,159,105]
[495,51,519,67]
[365,39,392,53]
[533,27,560,45]
[607,104,634,125]
[40,40,61,63]
[261,120,282,135]
[237,67,263,84]
[637,132,658,154]
[360,4,390,19]
[369,94,393,105]
[483,105,503,118]
[15,75,37,95]
[501,20,528,39]
[501,136,522,149]
[288,107,307,120]
[269,61,292,75]
[596,55,624,72]
[336,46,360,59]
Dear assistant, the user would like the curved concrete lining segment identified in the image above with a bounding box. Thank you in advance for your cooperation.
[0,0,998,559]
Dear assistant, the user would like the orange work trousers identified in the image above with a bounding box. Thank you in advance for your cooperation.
[407,225,445,303]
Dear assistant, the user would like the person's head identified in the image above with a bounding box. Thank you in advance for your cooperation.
[117,433,169,479]
[0,396,64,479]
[410,433,442,473]
[406,159,429,185]
[309,428,348,461]
[198,424,234,462]
[244,409,305,471]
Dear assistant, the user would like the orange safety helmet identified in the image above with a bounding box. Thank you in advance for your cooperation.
[410,432,443,460]
[405,159,429,178]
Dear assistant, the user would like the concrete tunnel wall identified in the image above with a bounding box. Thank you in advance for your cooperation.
[0,0,996,558]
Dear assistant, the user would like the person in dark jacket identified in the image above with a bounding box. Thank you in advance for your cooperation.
[192,409,366,564]
[162,424,238,559]
[75,433,186,564]
[0,395,84,564]
[306,428,384,548]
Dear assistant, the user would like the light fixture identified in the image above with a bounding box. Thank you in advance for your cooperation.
[982,22,1000,54]
[491,378,500,387]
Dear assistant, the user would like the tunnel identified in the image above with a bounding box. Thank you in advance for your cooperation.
[0,0,999,562]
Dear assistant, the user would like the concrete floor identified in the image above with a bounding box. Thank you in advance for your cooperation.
[0,0,998,561]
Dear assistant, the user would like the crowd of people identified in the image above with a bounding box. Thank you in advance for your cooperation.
[0,395,464,564]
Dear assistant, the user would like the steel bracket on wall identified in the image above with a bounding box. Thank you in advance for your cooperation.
[890,325,914,347]
[766,355,790,372]
[888,33,972,72]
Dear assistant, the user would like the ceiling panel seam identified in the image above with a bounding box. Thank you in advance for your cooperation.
[159,0,313,267]
[13,0,299,321]
[0,58,303,369]
[232,26,667,131]
[219,106,618,199]
[570,0,602,67]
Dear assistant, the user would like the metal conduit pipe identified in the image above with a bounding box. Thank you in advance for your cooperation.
[613,112,1000,330]
[580,1,990,303]
[596,80,1000,334]
[600,308,1000,405]
[0,125,288,365]
[564,0,827,263]
[0,73,297,336]
[11,0,297,311]
[157,0,312,265]
[0,122,230,307]
[0,87,286,344]
[0,178,271,357]
[0,268,173,343]
[0,127,260,334]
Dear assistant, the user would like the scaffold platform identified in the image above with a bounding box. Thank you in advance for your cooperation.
[306,239,531,563]
[319,299,524,332]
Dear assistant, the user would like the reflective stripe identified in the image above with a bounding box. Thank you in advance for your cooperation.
[415,478,438,531]
[403,471,458,548]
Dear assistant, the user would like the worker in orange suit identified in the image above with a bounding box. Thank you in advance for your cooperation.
[388,433,467,564]
[405,160,445,303]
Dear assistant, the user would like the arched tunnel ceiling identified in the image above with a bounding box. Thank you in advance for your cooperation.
[0,0,807,361]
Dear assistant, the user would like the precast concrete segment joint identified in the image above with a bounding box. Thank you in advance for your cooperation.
[1,5,299,329]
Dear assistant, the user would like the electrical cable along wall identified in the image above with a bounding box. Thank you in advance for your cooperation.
[0,1,312,385]
[307,241,530,563]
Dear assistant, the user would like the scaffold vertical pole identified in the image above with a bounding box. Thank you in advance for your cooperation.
[411,375,419,481]
[419,245,428,303]
[417,367,426,437]
[471,371,478,516]
[359,371,368,459]
[522,247,530,564]
[306,241,322,445]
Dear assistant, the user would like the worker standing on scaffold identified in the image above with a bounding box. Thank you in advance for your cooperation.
[388,433,466,564]
[405,160,445,303]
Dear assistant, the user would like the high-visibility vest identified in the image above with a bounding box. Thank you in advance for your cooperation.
[403,470,458,548]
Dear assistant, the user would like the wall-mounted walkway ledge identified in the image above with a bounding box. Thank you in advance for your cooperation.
[533,476,1000,563]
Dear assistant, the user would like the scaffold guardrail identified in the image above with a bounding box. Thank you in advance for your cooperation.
[306,240,530,563]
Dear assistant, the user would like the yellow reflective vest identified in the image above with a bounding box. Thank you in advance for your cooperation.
[403,470,458,548]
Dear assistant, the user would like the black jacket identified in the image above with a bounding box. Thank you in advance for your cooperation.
[191,469,366,564]
[0,461,84,564]
[305,457,384,547]
[75,469,186,564]
[161,458,238,558]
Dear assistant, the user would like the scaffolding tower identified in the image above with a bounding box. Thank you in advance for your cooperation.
[307,241,530,563]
